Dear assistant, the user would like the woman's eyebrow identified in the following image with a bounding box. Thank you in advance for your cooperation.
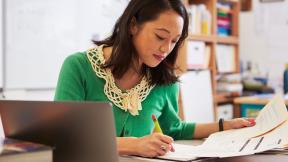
[156,28,171,34]
[155,28,181,38]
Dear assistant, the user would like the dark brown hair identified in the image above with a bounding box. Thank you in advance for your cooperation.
[94,0,188,86]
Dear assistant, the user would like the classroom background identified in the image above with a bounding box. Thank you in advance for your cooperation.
[0,0,288,122]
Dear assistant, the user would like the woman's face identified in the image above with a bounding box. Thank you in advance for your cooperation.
[131,10,184,68]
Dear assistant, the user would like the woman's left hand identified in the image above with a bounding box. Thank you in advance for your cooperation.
[224,118,256,130]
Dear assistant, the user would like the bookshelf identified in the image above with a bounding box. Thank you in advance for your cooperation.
[177,0,241,121]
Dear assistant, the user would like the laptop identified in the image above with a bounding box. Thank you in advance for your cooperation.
[0,100,119,162]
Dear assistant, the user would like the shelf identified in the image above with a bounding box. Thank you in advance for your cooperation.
[216,36,239,44]
[188,35,215,43]
[234,96,288,105]
[217,71,238,75]
[187,35,239,45]
[214,94,233,104]
[214,92,241,104]
[178,0,241,120]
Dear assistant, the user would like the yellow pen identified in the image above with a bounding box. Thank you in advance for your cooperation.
[152,114,175,152]
[152,114,163,133]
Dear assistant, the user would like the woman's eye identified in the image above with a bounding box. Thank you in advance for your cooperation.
[155,34,165,41]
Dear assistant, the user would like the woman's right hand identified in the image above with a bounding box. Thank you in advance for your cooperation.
[134,133,175,157]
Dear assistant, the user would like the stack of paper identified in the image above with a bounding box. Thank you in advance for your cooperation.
[158,95,288,161]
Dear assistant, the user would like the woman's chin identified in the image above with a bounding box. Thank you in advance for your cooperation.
[145,62,161,68]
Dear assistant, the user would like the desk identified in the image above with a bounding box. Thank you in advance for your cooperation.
[119,140,288,162]
[233,95,288,118]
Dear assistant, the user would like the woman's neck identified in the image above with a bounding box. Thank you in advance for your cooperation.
[103,46,143,90]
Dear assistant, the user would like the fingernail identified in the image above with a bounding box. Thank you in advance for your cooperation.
[248,119,255,122]
[170,144,175,152]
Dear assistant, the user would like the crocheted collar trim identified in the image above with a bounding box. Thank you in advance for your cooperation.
[86,45,155,116]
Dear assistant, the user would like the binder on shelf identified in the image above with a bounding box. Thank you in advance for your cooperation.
[179,70,214,123]
[187,41,210,70]
[215,44,236,73]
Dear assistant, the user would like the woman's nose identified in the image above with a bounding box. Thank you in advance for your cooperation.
[160,43,171,53]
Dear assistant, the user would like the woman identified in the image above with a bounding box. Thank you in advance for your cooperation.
[55,0,255,158]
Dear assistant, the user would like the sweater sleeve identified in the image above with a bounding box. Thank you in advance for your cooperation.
[54,53,87,101]
[158,83,196,140]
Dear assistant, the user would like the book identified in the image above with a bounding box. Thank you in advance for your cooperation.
[0,138,52,162]
[217,82,243,93]
[187,4,212,35]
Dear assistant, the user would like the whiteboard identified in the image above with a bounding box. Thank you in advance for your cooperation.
[4,0,128,89]
[0,0,3,88]
[179,70,214,122]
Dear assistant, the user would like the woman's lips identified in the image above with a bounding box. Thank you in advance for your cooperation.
[153,54,165,61]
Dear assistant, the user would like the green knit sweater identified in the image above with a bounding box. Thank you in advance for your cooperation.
[54,51,195,140]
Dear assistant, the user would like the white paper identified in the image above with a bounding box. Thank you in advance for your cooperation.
[254,95,288,135]
[203,95,288,144]
[158,144,199,161]
[158,95,288,159]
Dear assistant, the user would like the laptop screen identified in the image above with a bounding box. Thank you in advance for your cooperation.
[0,100,119,162]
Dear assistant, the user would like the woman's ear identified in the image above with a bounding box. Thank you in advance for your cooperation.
[130,17,138,35]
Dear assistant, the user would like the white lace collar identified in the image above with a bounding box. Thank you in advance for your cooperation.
[86,45,155,116]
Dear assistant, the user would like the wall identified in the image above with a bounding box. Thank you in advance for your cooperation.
[240,0,288,94]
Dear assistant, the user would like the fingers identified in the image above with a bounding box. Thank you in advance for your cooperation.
[159,134,174,144]
[137,134,175,158]
[156,145,168,156]
[242,118,256,127]
[238,118,256,128]
[229,118,256,129]
[153,139,170,152]
[156,133,174,151]
[152,133,174,152]
[147,144,173,157]
[241,118,251,127]
[247,118,256,125]
[169,143,175,152]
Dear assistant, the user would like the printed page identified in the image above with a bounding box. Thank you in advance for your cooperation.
[254,95,288,135]
[203,95,288,145]
[158,96,288,159]
[158,144,199,161]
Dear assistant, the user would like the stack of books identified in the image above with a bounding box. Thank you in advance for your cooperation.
[0,138,52,162]
[217,74,243,95]
[217,2,232,36]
